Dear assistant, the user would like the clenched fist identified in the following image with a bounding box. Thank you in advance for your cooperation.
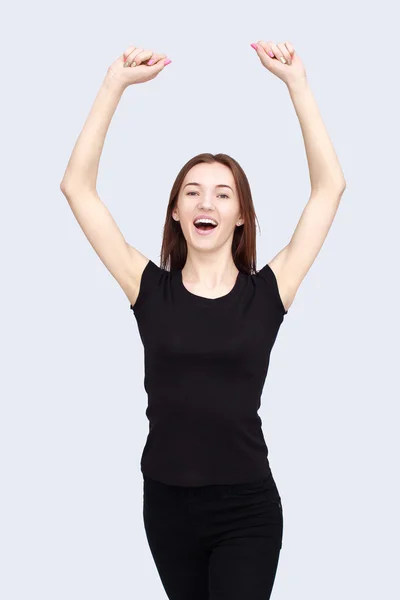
[107,45,172,89]
[251,40,306,87]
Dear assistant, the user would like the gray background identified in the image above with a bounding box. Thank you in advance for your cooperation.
[1,0,399,598]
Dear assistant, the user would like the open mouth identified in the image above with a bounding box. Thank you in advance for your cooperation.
[193,221,219,236]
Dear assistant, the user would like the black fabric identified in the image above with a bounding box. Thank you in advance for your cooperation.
[130,259,288,487]
[142,470,283,599]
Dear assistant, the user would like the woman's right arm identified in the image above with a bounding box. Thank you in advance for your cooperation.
[60,54,156,307]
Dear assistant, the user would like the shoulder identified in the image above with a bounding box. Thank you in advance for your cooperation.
[128,255,168,312]
[255,263,288,316]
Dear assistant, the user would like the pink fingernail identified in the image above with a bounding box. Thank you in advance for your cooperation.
[250,43,258,50]
[148,59,155,65]
[268,52,274,57]
[164,59,172,66]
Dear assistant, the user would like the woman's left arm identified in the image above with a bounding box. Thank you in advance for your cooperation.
[252,41,347,312]
[270,78,346,311]
[288,77,346,191]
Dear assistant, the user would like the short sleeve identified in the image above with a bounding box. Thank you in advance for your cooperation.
[256,263,288,316]
[129,259,164,314]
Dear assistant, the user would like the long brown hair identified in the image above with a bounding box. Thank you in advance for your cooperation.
[159,153,261,275]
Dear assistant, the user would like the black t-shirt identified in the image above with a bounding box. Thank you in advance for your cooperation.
[130,259,288,487]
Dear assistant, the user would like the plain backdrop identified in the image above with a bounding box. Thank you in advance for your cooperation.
[1,0,399,598]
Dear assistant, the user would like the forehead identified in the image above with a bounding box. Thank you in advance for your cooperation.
[183,162,235,187]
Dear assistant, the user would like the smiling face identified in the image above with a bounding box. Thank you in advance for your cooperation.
[173,162,243,252]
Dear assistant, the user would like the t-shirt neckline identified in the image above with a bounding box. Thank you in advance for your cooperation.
[178,268,243,305]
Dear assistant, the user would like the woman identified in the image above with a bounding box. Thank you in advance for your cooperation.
[60,41,346,600]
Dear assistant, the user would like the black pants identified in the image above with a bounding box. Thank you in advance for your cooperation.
[143,470,283,599]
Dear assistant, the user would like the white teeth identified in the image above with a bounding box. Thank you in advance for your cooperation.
[194,218,218,226]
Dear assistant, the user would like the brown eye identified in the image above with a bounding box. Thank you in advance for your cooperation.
[187,192,229,198]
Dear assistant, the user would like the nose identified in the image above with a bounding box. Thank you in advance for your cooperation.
[198,197,215,210]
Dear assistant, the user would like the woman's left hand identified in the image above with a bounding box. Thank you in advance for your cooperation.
[252,40,307,87]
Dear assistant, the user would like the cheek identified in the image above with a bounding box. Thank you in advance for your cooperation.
[220,212,239,229]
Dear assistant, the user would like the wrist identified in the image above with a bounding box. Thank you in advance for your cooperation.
[286,76,309,94]
[103,69,127,95]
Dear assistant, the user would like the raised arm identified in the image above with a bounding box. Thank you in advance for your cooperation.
[60,46,171,307]
[252,41,347,313]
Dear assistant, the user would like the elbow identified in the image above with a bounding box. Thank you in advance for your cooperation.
[325,180,347,194]
[333,178,347,193]
[59,179,85,195]
[60,177,95,195]
[60,177,72,194]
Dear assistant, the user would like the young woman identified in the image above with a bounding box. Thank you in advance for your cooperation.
[60,41,346,600]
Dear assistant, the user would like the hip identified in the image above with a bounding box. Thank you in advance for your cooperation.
[143,470,283,547]
[143,469,282,514]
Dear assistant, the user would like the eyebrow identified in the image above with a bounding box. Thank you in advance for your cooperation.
[183,182,234,192]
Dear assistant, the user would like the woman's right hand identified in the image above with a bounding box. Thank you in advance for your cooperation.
[107,45,171,89]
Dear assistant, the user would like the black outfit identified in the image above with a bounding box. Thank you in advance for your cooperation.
[130,259,288,487]
[130,259,288,599]
[143,471,283,600]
